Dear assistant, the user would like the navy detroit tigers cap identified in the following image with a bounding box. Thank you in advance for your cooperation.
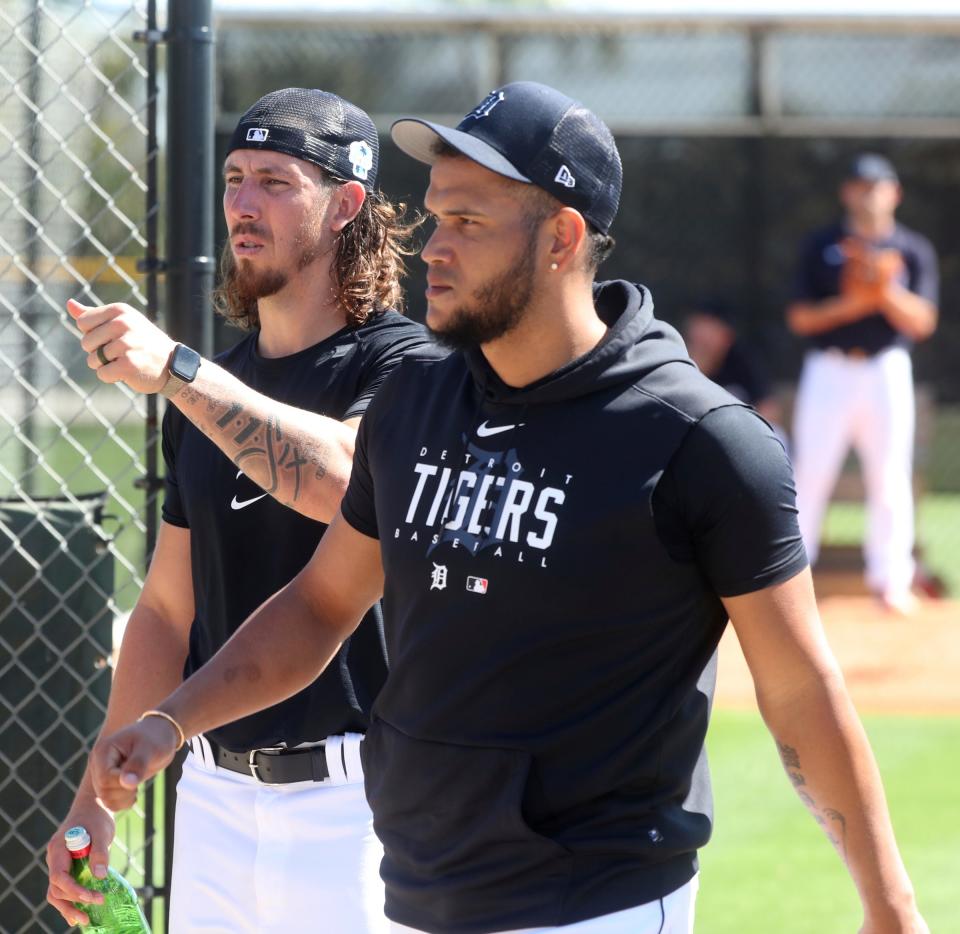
[228,88,379,189]
[390,81,623,234]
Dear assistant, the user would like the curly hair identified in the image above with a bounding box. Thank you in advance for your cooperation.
[213,181,422,331]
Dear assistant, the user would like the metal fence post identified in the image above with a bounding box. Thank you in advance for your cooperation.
[165,0,215,355]
[161,1,216,924]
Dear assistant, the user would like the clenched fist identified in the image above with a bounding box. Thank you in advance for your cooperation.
[90,715,181,812]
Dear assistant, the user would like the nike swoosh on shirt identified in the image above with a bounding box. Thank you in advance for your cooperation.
[476,420,523,437]
[230,493,268,511]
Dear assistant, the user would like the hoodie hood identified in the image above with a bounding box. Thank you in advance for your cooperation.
[462,280,695,406]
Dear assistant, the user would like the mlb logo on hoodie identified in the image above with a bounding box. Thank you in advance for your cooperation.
[465,576,488,595]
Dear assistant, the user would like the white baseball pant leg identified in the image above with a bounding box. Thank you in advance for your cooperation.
[792,347,915,597]
[169,733,386,934]
[854,346,915,599]
[793,349,862,567]
[389,874,698,934]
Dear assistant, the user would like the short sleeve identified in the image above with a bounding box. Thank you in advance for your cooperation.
[340,390,380,539]
[160,405,189,529]
[343,320,432,421]
[652,405,808,597]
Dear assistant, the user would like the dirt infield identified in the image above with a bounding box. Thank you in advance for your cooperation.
[716,595,960,715]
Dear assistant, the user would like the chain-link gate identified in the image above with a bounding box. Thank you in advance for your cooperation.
[0,1,162,930]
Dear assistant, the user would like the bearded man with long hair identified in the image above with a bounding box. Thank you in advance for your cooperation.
[48,88,430,934]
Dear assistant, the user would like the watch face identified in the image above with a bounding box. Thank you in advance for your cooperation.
[171,344,201,382]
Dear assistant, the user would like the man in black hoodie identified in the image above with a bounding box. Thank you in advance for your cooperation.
[90,83,927,934]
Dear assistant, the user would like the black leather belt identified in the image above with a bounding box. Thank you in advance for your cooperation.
[202,738,331,784]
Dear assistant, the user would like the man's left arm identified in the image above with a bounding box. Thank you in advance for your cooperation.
[724,572,926,934]
[69,299,365,523]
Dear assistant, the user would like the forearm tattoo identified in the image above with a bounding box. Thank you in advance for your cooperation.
[776,741,849,863]
[183,392,330,506]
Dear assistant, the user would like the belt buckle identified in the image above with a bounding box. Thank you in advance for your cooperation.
[247,745,286,785]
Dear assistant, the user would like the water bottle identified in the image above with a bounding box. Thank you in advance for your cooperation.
[64,826,151,933]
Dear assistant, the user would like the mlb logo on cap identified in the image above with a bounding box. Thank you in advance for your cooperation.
[246,127,269,142]
[465,576,488,595]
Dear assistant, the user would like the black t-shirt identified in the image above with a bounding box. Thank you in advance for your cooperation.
[162,309,430,751]
[339,280,806,932]
[792,221,939,354]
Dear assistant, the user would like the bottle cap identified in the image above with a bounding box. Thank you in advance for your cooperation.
[64,826,91,851]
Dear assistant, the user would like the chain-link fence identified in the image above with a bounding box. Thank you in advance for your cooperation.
[0,1,161,930]
[215,11,960,596]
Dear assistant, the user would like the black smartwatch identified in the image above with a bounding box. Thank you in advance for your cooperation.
[162,343,202,398]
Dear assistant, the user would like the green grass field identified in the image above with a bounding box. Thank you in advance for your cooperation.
[700,710,960,933]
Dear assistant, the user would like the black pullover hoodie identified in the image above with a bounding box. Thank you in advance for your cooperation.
[343,281,752,932]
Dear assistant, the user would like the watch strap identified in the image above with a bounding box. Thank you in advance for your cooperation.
[161,372,187,399]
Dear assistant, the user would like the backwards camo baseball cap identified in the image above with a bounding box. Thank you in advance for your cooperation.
[390,81,622,234]
[228,88,379,189]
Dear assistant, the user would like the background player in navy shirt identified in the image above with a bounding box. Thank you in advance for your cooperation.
[92,86,927,933]
[786,153,939,615]
[46,89,428,932]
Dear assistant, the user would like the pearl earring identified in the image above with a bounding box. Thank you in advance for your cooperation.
[550,262,559,271]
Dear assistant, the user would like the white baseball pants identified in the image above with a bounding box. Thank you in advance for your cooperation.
[168,734,386,934]
[793,346,916,600]
[389,874,698,933]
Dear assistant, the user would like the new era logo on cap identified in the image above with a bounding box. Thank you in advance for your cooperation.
[390,81,622,234]
[554,165,576,188]
[246,127,269,142]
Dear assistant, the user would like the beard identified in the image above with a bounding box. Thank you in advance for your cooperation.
[430,233,538,352]
[226,210,327,309]
[231,259,289,306]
